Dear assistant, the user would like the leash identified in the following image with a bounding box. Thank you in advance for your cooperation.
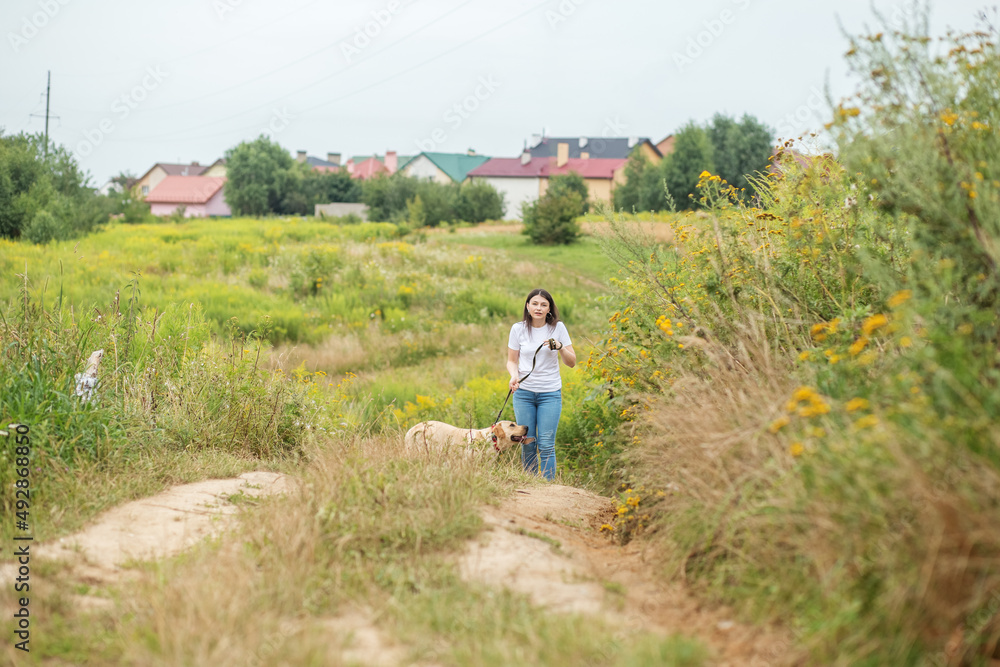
[492,338,558,427]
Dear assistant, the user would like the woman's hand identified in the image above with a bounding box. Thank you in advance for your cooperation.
[547,338,563,350]
[509,376,520,391]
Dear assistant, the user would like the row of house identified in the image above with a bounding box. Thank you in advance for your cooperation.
[131,133,674,220]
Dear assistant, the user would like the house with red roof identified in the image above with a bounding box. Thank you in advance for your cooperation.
[135,162,208,197]
[342,151,414,180]
[466,142,626,219]
[145,176,231,218]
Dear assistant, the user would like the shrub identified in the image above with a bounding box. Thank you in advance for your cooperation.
[454,180,504,222]
[522,190,582,245]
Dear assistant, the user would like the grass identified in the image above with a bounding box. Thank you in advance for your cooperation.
[435,232,620,284]
[1,434,707,665]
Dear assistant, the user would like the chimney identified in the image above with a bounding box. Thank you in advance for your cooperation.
[580,152,590,160]
[296,150,307,163]
[467,148,476,156]
[578,137,588,148]
[556,142,569,168]
[520,149,531,166]
[191,160,200,166]
[530,133,542,148]
[327,152,341,166]
[627,136,639,148]
[385,150,398,173]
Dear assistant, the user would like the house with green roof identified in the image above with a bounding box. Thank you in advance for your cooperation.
[399,150,491,184]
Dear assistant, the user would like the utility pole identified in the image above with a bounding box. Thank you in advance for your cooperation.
[30,71,59,156]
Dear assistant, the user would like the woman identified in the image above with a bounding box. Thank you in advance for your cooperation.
[507,288,576,480]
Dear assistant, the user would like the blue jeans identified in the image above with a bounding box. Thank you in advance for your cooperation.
[512,389,562,481]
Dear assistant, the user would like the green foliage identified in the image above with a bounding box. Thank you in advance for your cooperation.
[615,115,774,213]
[662,122,715,211]
[545,171,590,215]
[0,131,107,242]
[223,135,296,216]
[362,174,504,226]
[707,112,774,195]
[454,179,504,222]
[590,12,1000,664]
[522,172,587,245]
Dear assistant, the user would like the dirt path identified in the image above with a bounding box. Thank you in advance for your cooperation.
[459,484,800,667]
[0,472,291,604]
[2,474,798,664]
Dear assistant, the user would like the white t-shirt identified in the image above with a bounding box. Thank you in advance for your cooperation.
[508,321,572,393]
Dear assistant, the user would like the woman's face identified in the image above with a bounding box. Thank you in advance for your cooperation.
[527,295,550,322]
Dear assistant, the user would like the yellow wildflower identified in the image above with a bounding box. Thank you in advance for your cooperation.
[769,416,791,433]
[848,337,869,356]
[854,415,879,430]
[845,397,870,412]
[862,314,889,336]
[789,442,805,457]
[888,290,912,308]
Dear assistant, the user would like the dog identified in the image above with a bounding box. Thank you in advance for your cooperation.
[404,419,532,455]
[74,349,104,403]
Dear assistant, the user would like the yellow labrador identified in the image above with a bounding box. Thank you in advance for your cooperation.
[404,420,531,455]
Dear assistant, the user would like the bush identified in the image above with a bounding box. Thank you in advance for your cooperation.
[589,12,1000,664]
[454,180,504,222]
[522,173,587,245]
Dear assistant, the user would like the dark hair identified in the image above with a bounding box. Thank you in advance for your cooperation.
[522,288,560,329]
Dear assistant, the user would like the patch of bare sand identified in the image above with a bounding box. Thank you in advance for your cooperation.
[458,484,802,667]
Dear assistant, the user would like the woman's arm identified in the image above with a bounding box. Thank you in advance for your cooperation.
[558,344,576,368]
[507,348,521,390]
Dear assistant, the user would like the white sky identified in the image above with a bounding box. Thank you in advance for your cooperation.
[0,0,989,185]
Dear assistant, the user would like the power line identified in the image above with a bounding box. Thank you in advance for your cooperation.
[109,1,547,145]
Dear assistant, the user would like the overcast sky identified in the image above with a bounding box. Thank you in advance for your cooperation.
[1,0,989,185]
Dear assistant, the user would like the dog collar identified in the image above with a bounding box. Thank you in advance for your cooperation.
[491,433,500,452]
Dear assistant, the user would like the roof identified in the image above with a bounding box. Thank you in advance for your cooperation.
[351,157,390,180]
[136,162,208,186]
[306,156,339,168]
[467,157,626,180]
[145,176,226,204]
[157,162,207,176]
[528,137,658,160]
[405,152,491,183]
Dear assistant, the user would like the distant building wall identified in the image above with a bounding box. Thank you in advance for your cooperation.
[314,202,369,220]
[469,176,540,220]
[401,156,450,184]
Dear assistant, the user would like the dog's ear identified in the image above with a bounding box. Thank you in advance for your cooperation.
[491,423,504,438]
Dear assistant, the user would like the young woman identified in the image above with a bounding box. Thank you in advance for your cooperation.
[506,288,576,480]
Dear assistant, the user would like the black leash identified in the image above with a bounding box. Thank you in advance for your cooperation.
[492,339,556,426]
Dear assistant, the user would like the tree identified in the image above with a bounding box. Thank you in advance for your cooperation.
[545,171,589,214]
[223,135,295,216]
[0,131,105,242]
[661,123,715,210]
[708,113,774,195]
[522,172,587,245]
[454,180,504,222]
